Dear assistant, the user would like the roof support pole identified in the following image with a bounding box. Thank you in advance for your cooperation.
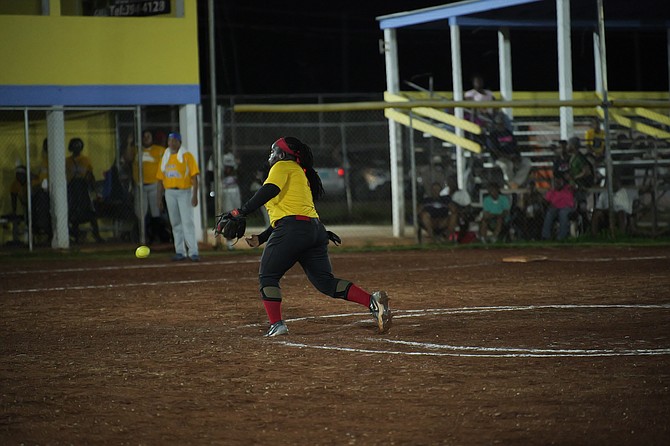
[46,108,68,249]
[593,32,603,97]
[383,27,405,237]
[23,109,33,252]
[556,0,574,139]
[179,104,203,243]
[498,27,513,120]
[596,0,616,237]
[450,19,466,189]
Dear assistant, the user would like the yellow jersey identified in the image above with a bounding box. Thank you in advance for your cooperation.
[65,155,93,183]
[156,151,200,190]
[264,160,319,226]
[133,144,166,184]
[585,128,605,156]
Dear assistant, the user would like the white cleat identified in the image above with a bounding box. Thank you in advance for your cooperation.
[369,291,392,333]
[264,320,289,337]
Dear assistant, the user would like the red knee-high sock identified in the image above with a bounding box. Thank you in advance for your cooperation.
[345,284,371,307]
[263,300,283,324]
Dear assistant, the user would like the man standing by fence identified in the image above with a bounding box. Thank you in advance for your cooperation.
[156,132,201,261]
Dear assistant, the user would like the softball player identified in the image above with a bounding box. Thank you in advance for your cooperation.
[229,136,391,337]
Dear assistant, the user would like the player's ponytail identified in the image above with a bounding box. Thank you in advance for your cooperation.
[283,136,324,201]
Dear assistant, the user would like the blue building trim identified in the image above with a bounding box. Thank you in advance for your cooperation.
[451,16,670,30]
[377,0,542,29]
[378,0,670,30]
[0,84,201,106]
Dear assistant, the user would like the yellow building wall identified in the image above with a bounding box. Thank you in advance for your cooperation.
[0,0,41,15]
[0,1,201,218]
[0,0,199,87]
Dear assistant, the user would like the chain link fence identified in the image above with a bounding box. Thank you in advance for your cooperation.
[229,96,670,243]
[0,106,183,251]
[2,97,668,252]
[219,98,392,227]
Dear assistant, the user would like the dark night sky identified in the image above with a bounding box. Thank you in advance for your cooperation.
[196,0,669,97]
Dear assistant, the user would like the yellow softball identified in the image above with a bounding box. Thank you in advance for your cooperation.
[135,245,150,259]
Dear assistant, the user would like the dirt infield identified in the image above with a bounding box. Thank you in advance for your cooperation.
[2,245,670,445]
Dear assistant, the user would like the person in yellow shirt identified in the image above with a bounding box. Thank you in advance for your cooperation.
[585,118,605,159]
[156,132,200,261]
[126,130,169,243]
[227,136,391,337]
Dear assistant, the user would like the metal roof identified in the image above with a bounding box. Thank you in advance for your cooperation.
[377,0,670,30]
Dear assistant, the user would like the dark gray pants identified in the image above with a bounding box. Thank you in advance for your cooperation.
[259,217,347,300]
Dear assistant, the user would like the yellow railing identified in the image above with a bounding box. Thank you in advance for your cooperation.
[594,92,670,139]
[383,91,482,153]
[231,92,670,151]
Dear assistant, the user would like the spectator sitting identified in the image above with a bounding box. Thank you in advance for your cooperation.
[418,182,451,243]
[418,154,453,199]
[614,133,631,151]
[552,140,570,181]
[499,151,532,190]
[441,176,475,243]
[566,136,595,222]
[465,158,484,204]
[567,136,594,190]
[515,180,546,241]
[478,183,511,243]
[465,157,505,204]
[541,175,575,241]
[484,113,529,189]
[591,177,640,237]
[486,113,518,161]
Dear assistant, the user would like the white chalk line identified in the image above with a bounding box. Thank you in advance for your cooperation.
[242,303,670,328]
[0,256,491,279]
[4,252,668,293]
[264,304,670,358]
[551,255,669,263]
[6,277,248,293]
[5,253,667,278]
[274,341,670,358]
[3,261,495,294]
[0,258,261,276]
[4,254,669,295]
[375,339,670,357]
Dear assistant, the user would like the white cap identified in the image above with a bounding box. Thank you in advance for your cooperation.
[223,153,237,168]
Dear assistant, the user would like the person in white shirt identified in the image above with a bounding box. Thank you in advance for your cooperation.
[440,176,474,243]
[464,74,494,102]
[464,74,496,128]
[591,179,639,236]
